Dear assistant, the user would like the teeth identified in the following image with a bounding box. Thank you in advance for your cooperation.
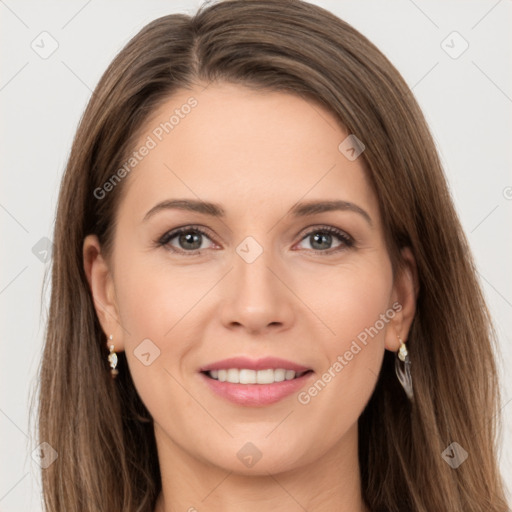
[207,368,308,384]
[240,369,256,384]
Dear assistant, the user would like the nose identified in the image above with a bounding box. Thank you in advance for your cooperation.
[219,239,295,335]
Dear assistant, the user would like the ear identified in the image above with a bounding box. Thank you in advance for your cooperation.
[384,246,419,352]
[83,234,125,352]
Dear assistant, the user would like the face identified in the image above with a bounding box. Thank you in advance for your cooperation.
[85,82,415,476]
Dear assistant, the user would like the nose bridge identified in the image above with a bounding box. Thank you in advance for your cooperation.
[234,232,281,302]
[221,231,294,332]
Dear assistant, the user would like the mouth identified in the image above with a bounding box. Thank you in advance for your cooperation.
[198,356,314,406]
[199,363,315,406]
[201,368,313,384]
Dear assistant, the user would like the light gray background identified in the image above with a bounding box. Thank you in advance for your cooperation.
[1,0,511,509]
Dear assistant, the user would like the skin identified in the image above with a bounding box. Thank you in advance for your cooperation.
[84,82,418,512]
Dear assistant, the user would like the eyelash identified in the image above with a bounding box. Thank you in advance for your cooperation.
[156,224,355,256]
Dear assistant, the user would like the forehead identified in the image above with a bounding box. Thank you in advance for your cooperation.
[117,82,378,223]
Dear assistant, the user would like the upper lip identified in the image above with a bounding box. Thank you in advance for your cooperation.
[199,356,312,372]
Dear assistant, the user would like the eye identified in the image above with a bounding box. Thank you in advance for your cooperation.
[156,224,354,256]
[295,225,354,254]
[157,225,216,254]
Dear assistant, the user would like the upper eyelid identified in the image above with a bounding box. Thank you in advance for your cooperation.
[159,224,215,242]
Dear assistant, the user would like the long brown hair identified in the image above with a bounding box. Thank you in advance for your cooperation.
[36,1,510,510]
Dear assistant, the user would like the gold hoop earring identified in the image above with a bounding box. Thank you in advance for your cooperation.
[107,334,119,379]
[395,335,413,401]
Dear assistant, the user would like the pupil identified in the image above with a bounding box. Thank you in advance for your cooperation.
[181,232,201,250]
[312,232,331,250]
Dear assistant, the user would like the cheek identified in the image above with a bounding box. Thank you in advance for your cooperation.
[301,257,394,408]
[114,252,203,340]
[111,258,203,443]
[307,256,394,348]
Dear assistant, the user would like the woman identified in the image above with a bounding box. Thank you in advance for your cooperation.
[37,0,510,510]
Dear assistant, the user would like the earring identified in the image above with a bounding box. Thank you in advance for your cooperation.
[107,334,119,379]
[395,335,414,401]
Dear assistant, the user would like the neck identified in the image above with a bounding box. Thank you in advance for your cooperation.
[153,421,369,512]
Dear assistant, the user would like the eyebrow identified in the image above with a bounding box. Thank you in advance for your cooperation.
[143,198,373,226]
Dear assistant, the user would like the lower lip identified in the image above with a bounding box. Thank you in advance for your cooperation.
[200,371,314,407]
